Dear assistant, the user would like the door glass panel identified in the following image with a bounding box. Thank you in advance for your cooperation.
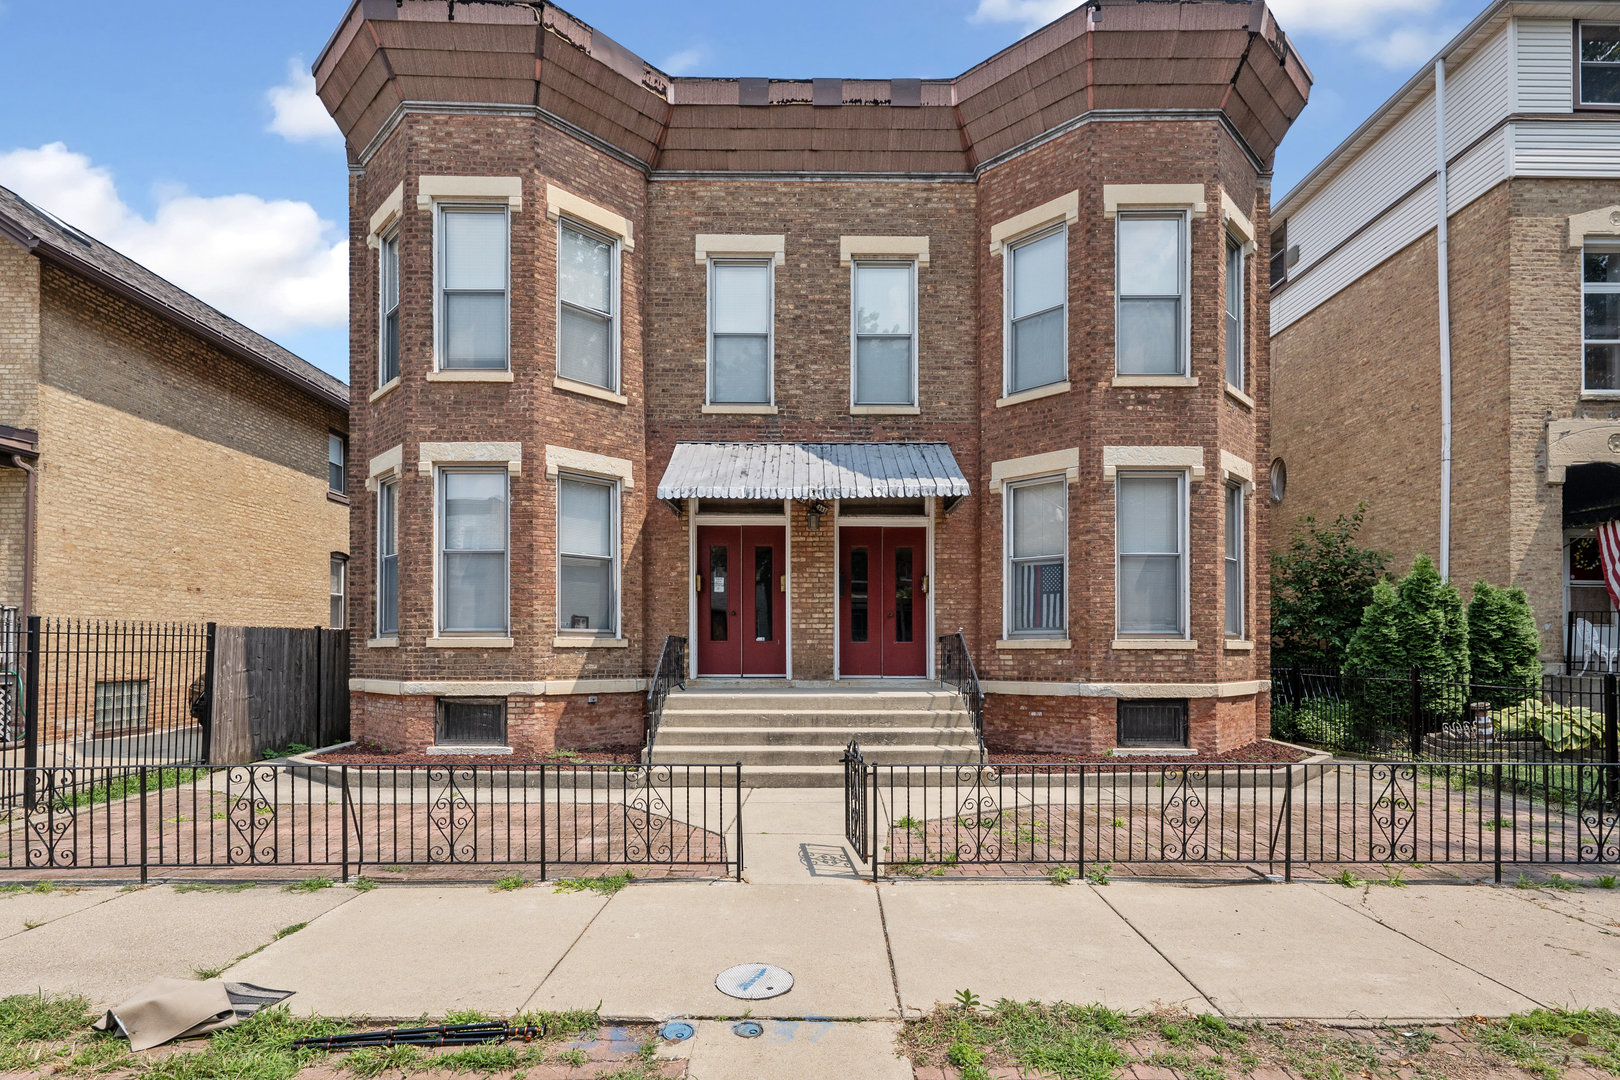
[850,547,869,643]
[894,547,914,643]
[709,545,728,641]
[754,545,774,642]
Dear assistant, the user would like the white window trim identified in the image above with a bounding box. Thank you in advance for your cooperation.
[1002,474,1070,642]
[330,554,348,631]
[418,176,523,212]
[417,442,522,476]
[432,202,512,373]
[433,465,512,641]
[1224,481,1246,642]
[1578,23,1620,107]
[328,433,347,495]
[694,234,784,265]
[366,181,405,248]
[376,477,400,640]
[367,444,403,492]
[555,216,623,395]
[706,257,776,407]
[555,471,623,640]
[1002,223,1069,399]
[1115,470,1192,642]
[849,258,919,410]
[545,184,632,250]
[1225,233,1246,393]
[378,227,401,390]
[990,448,1080,493]
[1581,239,1620,395]
[1103,446,1206,482]
[989,191,1080,256]
[840,236,930,266]
[544,445,634,489]
[1221,191,1257,251]
[1103,184,1208,219]
[1115,209,1192,378]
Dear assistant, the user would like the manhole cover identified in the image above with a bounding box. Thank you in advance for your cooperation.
[659,1022,695,1042]
[715,963,794,1000]
[732,1021,764,1039]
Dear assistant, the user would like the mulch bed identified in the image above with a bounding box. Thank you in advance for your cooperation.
[986,739,1311,765]
[308,744,643,766]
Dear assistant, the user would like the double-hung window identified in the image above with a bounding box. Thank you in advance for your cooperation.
[557,475,618,635]
[438,206,509,370]
[328,434,346,495]
[1583,242,1620,392]
[708,260,773,404]
[1579,23,1620,106]
[852,261,916,407]
[1225,237,1245,390]
[1117,473,1187,637]
[1006,477,1067,637]
[1224,483,1245,639]
[379,231,400,386]
[1117,213,1188,376]
[558,220,619,391]
[438,469,509,635]
[1006,227,1067,394]
[330,555,347,630]
[377,479,399,637]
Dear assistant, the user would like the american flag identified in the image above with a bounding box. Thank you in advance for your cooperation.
[1601,520,1620,609]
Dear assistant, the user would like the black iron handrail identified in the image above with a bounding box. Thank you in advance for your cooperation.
[644,635,688,759]
[938,630,986,762]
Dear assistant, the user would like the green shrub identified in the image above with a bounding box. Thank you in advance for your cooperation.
[1468,582,1541,706]
[1270,697,1347,748]
[1498,702,1607,753]
[1271,506,1388,669]
[1343,555,1469,726]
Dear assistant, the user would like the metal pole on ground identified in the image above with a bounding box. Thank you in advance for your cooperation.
[1284,764,1295,884]
[1409,666,1424,759]
[1493,763,1503,885]
[21,615,39,811]
[139,766,149,885]
[1604,673,1618,809]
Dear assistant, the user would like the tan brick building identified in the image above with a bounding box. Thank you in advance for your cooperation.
[315,0,1310,764]
[0,185,350,628]
[1271,1,1620,673]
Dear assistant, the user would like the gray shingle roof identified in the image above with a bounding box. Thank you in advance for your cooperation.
[658,442,970,503]
[0,183,348,411]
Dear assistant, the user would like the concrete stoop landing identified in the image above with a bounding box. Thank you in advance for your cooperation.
[648,680,980,787]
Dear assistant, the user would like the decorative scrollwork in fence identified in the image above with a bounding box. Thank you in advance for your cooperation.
[1369,763,1418,862]
[24,768,79,868]
[426,767,477,863]
[622,766,676,863]
[1160,767,1209,860]
[226,766,281,864]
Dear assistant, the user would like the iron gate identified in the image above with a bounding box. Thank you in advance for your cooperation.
[843,740,869,863]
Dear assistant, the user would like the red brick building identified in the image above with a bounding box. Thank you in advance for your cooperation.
[314,0,1310,764]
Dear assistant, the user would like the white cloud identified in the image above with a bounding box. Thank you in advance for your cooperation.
[969,0,1079,29]
[1355,23,1460,69]
[660,46,708,76]
[266,57,340,143]
[0,142,346,337]
[1265,0,1443,35]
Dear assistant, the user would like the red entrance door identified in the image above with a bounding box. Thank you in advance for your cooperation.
[695,525,787,677]
[838,527,926,678]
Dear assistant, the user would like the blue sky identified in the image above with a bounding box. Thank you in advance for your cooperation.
[0,0,1481,384]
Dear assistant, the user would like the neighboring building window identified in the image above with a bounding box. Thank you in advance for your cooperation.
[94,680,149,734]
[852,261,916,406]
[1117,699,1188,748]
[438,469,509,634]
[437,698,506,747]
[377,480,399,637]
[1579,23,1620,105]
[330,555,347,630]
[1116,213,1187,375]
[1270,458,1287,504]
[557,219,619,390]
[708,260,773,404]
[1005,477,1067,636]
[558,475,618,634]
[1583,242,1620,392]
[328,434,346,495]
[1006,226,1067,394]
[1269,222,1289,288]
[379,231,400,386]
[1225,483,1245,639]
[1117,472,1187,637]
[438,206,509,370]
[1225,236,1245,390]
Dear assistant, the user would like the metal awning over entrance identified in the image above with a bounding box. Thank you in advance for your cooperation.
[657,442,970,513]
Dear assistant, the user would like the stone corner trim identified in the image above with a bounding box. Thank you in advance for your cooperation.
[1546,418,1620,483]
[989,447,1080,492]
[545,444,635,489]
[1103,445,1206,481]
[1219,450,1254,487]
[366,444,404,491]
[695,234,785,266]
[989,191,1079,255]
[1103,183,1208,218]
[840,236,930,266]
[418,442,522,475]
[1220,190,1256,248]
[546,184,634,250]
[1567,204,1620,248]
[367,181,405,246]
[417,175,523,212]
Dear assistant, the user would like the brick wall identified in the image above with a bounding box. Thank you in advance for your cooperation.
[351,690,643,755]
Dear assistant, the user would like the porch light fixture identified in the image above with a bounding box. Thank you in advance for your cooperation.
[802,499,829,529]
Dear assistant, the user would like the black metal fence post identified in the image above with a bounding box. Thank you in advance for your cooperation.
[21,615,39,810]
[538,765,548,882]
[735,763,744,882]
[139,766,149,885]
[198,622,217,765]
[1604,673,1618,809]
[340,764,350,882]
[1284,764,1295,883]
[1409,665,1424,759]
[1493,763,1503,885]
[1077,767,1086,880]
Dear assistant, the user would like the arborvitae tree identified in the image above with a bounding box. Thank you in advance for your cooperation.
[1342,555,1470,738]
[1467,581,1542,706]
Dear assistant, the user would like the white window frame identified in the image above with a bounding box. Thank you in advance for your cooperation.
[706,257,775,406]
[433,203,511,372]
[1224,482,1245,639]
[1578,22,1620,107]
[1583,240,1620,394]
[555,472,622,638]
[1114,470,1190,639]
[379,228,400,387]
[1115,211,1191,377]
[556,216,622,393]
[328,433,347,495]
[1002,475,1069,640]
[1225,234,1246,391]
[849,259,919,409]
[434,466,511,637]
[376,478,399,638]
[330,554,348,630]
[1003,224,1069,397]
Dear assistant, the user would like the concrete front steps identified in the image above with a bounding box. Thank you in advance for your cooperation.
[647,681,982,788]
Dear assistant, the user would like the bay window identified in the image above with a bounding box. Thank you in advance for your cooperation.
[558,475,618,635]
[377,479,399,637]
[558,220,619,390]
[1006,477,1068,636]
[379,231,400,386]
[1225,236,1245,390]
[438,206,509,370]
[1225,482,1245,639]
[1116,213,1188,376]
[1006,227,1067,394]
[1117,472,1187,637]
[438,469,508,634]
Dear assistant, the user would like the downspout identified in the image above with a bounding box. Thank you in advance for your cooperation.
[9,454,33,621]
[1435,57,1455,581]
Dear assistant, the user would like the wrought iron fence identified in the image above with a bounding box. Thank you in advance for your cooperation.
[0,762,742,883]
[848,750,1620,881]
[844,740,869,863]
[643,635,687,758]
[938,631,985,760]
[0,607,19,745]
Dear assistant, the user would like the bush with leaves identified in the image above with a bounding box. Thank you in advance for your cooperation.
[1466,581,1542,707]
[1271,506,1388,669]
[1343,554,1470,730]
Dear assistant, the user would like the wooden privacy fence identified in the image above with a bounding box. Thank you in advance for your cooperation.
[210,627,348,764]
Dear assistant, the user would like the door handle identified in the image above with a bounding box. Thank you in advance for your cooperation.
[694,573,704,593]
[730,610,738,616]
[887,612,895,619]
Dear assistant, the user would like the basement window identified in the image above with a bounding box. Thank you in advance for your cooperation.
[437,698,507,747]
[1117,699,1188,749]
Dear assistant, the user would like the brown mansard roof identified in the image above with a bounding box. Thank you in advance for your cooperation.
[315,0,1312,174]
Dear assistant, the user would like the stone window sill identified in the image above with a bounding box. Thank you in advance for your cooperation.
[1112,375,1199,389]
[1112,638,1198,650]
[703,403,779,415]
[326,491,350,506]
[553,635,629,649]
[427,745,513,756]
[368,377,401,404]
[1224,638,1255,652]
[427,369,514,383]
[996,638,1071,650]
[850,404,921,415]
[367,636,399,649]
[426,636,514,649]
[1580,391,1620,401]
[554,376,627,405]
[1224,384,1255,410]
[996,381,1070,409]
